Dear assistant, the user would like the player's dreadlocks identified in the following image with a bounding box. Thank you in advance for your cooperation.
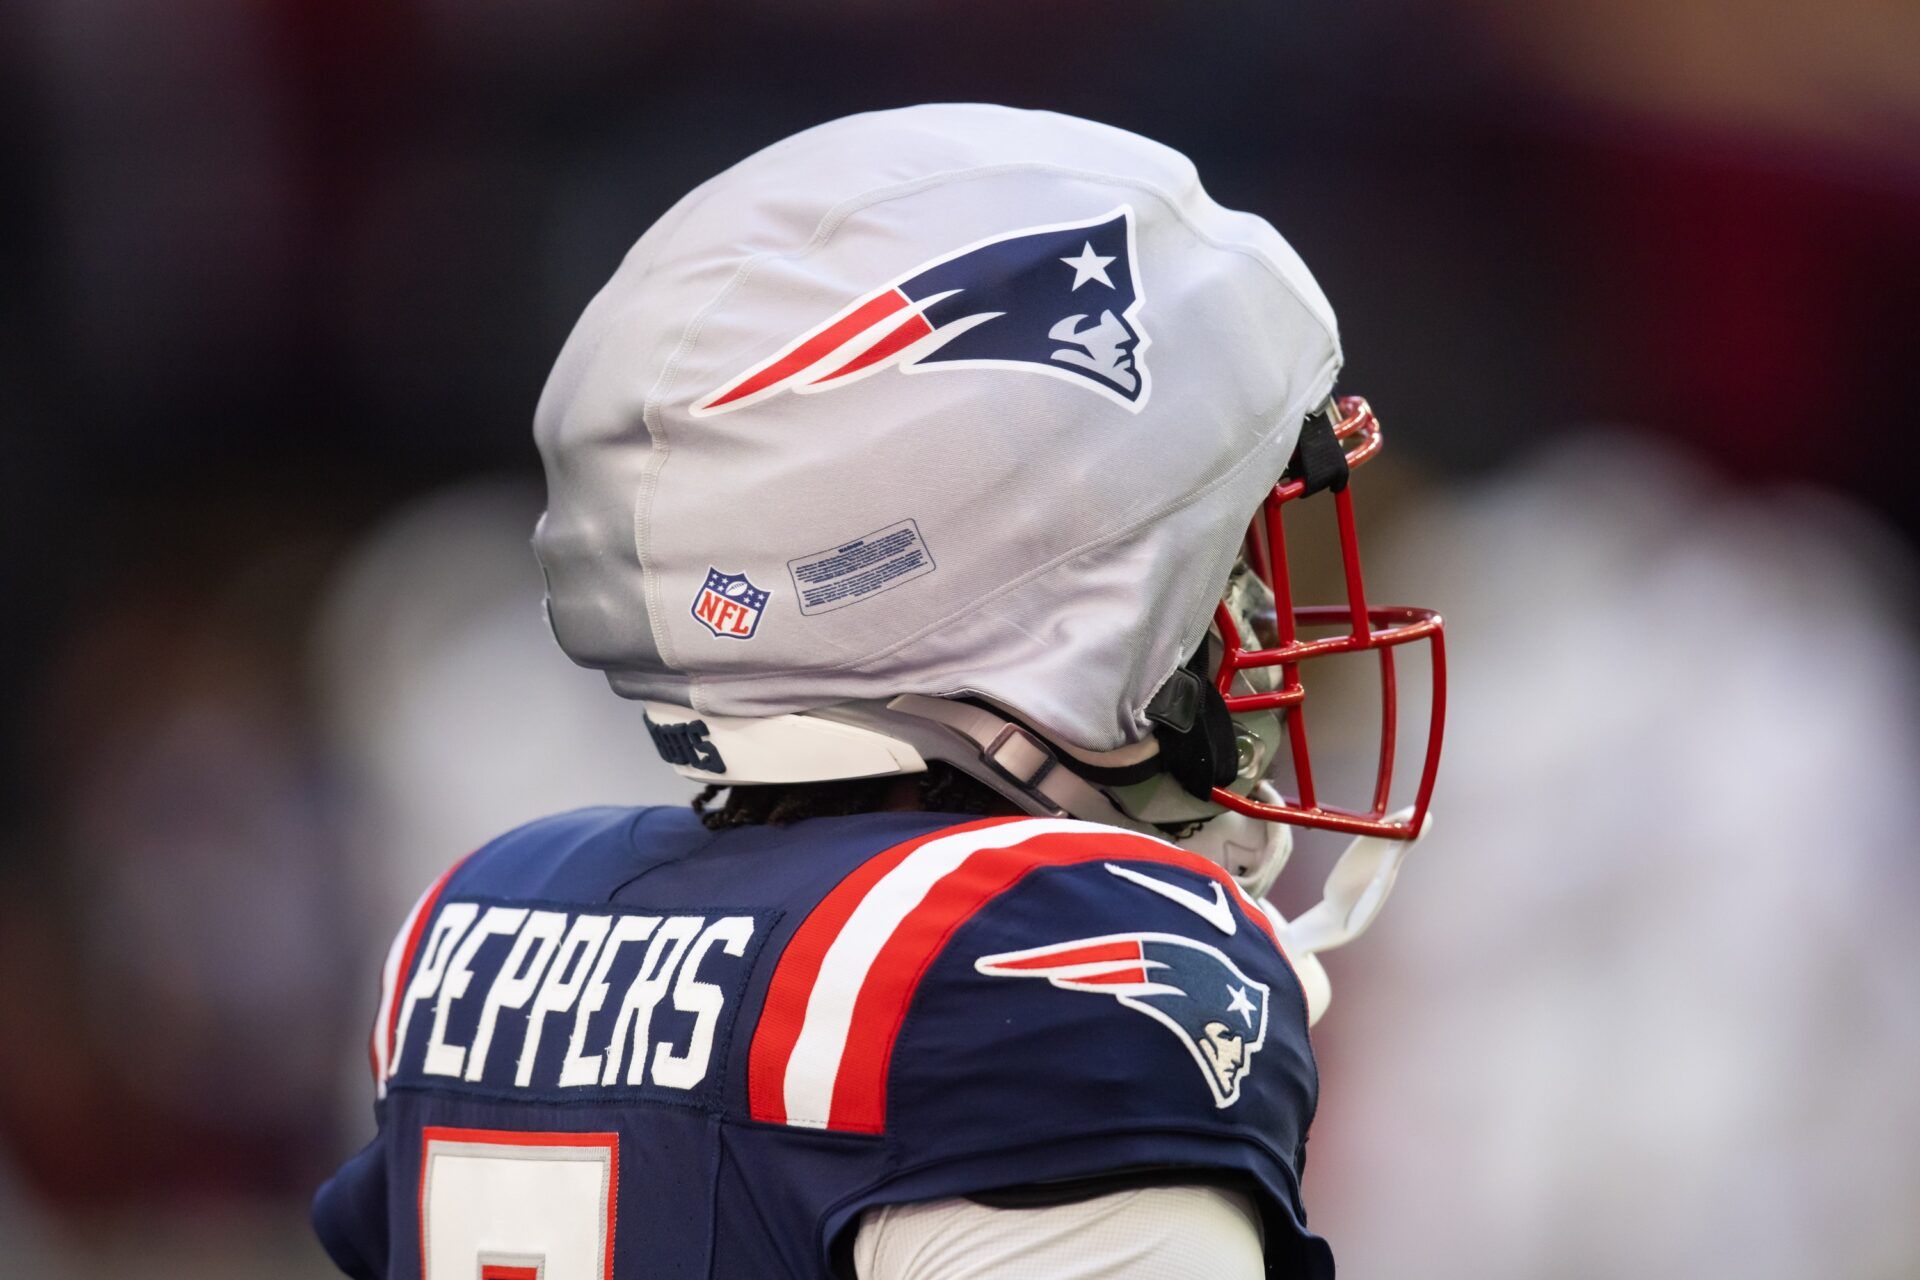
[691,761,1013,831]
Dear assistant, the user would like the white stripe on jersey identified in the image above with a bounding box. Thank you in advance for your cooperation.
[371,877,448,1097]
[781,818,1132,1127]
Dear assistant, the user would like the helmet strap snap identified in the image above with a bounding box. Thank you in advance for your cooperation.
[1286,400,1351,496]
[1146,643,1239,801]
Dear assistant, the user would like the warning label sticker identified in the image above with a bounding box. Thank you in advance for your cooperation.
[786,519,937,616]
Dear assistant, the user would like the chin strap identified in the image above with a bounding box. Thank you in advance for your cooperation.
[1263,808,1431,1025]
[880,695,1156,833]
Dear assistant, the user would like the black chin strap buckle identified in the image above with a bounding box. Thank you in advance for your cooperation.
[1287,401,1349,497]
[1145,643,1239,801]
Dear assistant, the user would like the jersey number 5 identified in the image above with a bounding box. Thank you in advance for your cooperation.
[420,1126,619,1280]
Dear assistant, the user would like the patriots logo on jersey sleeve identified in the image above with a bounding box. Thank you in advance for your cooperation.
[691,207,1150,417]
[976,932,1269,1107]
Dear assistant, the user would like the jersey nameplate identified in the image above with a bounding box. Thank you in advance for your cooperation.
[387,900,772,1101]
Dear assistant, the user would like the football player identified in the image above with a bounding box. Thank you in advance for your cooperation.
[314,103,1444,1279]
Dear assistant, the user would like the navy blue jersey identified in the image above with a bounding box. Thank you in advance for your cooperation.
[313,808,1330,1279]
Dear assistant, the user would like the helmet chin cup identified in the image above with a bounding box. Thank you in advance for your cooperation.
[1209,396,1446,841]
[1175,785,1294,900]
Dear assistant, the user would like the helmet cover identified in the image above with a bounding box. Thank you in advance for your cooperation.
[533,103,1341,751]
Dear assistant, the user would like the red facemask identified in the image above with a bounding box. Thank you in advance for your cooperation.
[1209,397,1446,839]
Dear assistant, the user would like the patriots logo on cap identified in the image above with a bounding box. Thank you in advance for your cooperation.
[976,932,1269,1107]
[692,206,1150,417]
[691,568,769,639]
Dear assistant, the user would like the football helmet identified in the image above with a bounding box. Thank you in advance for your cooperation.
[532,104,1444,1018]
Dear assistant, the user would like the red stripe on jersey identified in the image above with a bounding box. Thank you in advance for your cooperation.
[746,816,1025,1124]
[371,854,470,1084]
[702,290,908,409]
[825,828,1269,1133]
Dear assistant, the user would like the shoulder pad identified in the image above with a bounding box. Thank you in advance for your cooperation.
[745,816,1311,1136]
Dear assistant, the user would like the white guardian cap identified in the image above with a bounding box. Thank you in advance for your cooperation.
[534,105,1446,991]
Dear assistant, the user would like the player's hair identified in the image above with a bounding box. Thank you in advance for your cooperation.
[692,762,1012,831]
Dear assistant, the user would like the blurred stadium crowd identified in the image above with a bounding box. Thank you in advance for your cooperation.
[0,0,1915,1275]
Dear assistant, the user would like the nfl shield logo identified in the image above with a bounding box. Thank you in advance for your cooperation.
[691,568,769,639]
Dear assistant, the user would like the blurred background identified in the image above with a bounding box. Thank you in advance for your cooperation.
[1,0,1916,1275]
